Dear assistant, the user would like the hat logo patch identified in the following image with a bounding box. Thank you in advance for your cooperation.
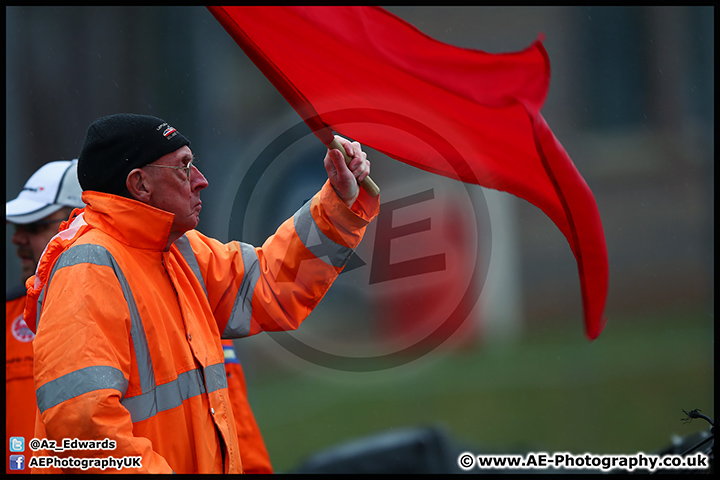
[163,127,178,139]
[22,186,44,193]
[156,122,178,140]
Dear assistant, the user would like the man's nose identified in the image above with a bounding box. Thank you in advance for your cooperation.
[191,165,209,190]
[11,227,28,246]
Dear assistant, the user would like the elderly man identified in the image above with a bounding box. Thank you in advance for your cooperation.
[26,113,378,473]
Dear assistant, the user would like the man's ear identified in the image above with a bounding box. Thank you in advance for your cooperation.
[126,168,152,202]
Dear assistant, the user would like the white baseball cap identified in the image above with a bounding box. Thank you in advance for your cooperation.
[6,159,84,224]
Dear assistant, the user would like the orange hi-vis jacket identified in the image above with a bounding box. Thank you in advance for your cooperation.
[222,340,273,474]
[7,286,271,473]
[25,182,378,474]
[6,285,36,475]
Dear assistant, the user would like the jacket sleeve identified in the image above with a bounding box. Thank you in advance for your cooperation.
[193,180,379,338]
[32,260,174,474]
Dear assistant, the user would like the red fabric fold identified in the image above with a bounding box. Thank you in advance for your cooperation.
[208,6,608,339]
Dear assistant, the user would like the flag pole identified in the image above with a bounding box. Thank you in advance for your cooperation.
[326,136,380,197]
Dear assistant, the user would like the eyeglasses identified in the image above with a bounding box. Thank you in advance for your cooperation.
[145,158,195,180]
[13,218,64,235]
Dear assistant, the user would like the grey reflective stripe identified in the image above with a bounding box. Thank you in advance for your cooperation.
[42,244,156,394]
[175,234,254,339]
[36,284,46,331]
[293,200,354,268]
[36,365,128,415]
[121,368,199,423]
[174,234,208,299]
[222,242,259,338]
[120,362,227,423]
[204,362,228,394]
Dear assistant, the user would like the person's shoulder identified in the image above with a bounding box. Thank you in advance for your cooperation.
[180,229,241,260]
[6,284,27,302]
[183,229,221,248]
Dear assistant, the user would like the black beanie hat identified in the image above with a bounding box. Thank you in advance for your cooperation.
[77,113,191,195]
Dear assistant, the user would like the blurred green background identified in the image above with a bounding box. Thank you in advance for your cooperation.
[6,6,713,473]
[250,308,712,471]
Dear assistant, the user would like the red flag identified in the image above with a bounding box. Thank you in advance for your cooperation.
[208,6,608,340]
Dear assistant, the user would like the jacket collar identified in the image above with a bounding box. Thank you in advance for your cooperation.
[81,191,175,251]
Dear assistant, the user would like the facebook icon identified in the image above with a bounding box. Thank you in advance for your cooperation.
[9,454,25,471]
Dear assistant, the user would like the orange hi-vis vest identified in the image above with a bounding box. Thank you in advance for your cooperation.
[7,288,272,474]
[25,182,378,473]
[221,340,273,474]
[6,286,36,475]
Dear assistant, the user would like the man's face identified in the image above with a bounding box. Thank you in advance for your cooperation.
[10,208,70,283]
[143,145,209,237]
